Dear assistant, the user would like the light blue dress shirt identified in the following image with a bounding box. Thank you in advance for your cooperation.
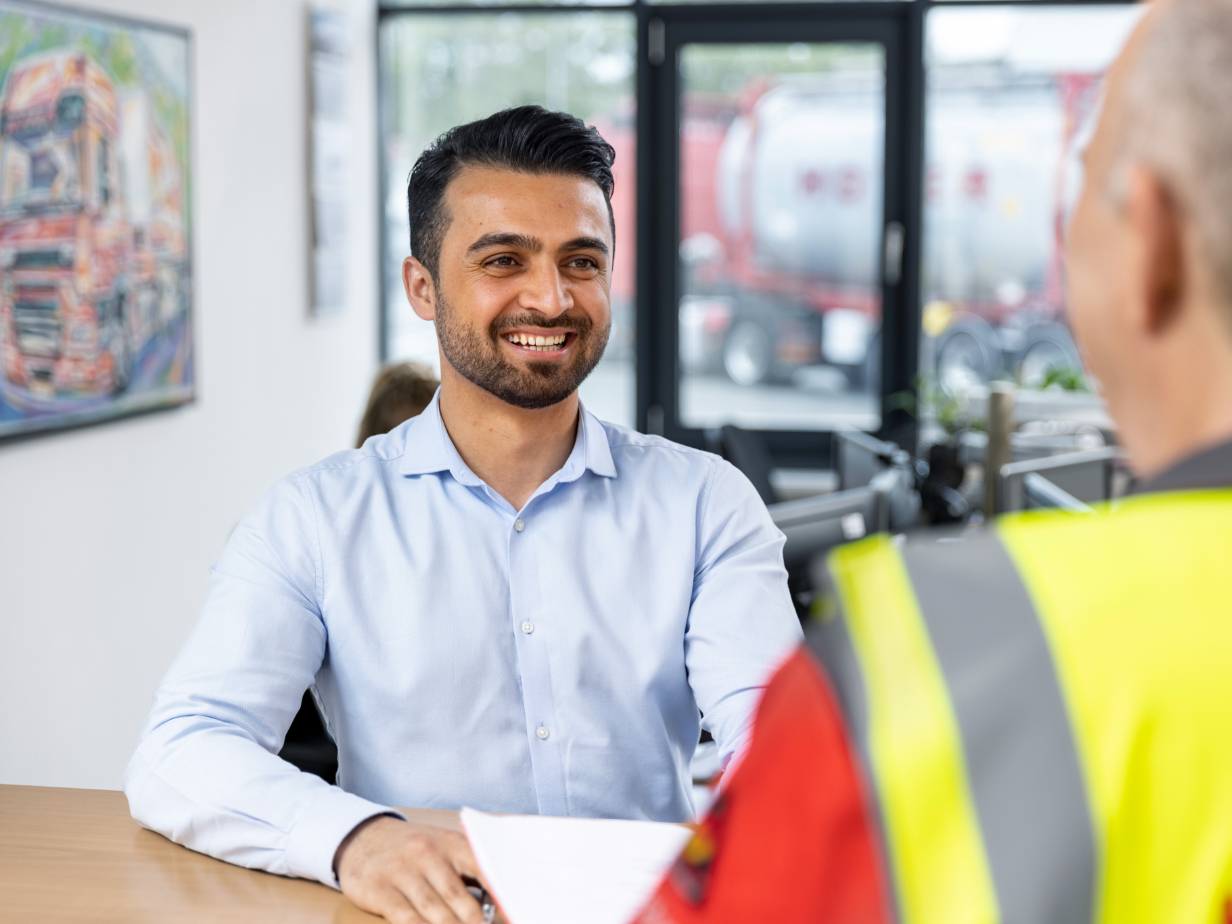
[124,395,802,887]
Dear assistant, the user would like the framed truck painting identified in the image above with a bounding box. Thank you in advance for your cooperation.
[0,0,191,440]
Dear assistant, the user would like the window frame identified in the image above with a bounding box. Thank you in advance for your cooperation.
[636,2,922,465]
[377,0,1133,467]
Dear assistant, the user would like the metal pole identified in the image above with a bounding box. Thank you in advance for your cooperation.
[984,382,1015,519]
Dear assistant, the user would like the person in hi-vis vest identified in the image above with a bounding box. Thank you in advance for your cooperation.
[634,0,1232,921]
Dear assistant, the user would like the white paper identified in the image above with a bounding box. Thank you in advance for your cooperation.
[460,809,693,924]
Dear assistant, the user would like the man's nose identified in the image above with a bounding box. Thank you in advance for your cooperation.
[518,262,573,318]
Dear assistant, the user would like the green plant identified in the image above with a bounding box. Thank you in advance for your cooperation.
[916,375,986,435]
[1036,366,1090,392]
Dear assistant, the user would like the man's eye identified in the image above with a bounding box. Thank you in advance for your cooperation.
[487,255,517,267]
[568,258,598,269]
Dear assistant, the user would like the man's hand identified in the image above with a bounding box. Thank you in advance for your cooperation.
[335,816,489,924]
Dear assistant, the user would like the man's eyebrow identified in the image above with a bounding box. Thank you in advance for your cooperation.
[558,236,609,256]
[466,232,542,256]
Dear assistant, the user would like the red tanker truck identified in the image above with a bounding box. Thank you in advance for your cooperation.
[676,68,1099,391]
[0,49,186,405]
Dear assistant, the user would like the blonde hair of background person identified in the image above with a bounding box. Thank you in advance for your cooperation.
[356,362,440,448]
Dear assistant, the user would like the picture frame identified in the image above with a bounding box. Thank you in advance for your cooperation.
[0,0,193,441]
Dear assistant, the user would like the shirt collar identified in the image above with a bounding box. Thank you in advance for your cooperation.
[1133,434,1232,495]
[578,403,618,479]
[397,390,617,484]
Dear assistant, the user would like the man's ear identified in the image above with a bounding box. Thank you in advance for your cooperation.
[1126,164,1185,334]
[403,257,437,322]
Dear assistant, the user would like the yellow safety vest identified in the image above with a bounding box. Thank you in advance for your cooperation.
[812,489,1232,924]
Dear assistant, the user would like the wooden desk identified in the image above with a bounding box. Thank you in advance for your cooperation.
[0,784,462,923]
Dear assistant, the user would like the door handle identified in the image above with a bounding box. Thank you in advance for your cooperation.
[648,19,665,66]
[884,221,905,286]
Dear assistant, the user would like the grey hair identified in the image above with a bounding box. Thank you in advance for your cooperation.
[1118,0,1232,314]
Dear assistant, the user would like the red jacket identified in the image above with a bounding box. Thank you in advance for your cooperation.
[634,643,895,923]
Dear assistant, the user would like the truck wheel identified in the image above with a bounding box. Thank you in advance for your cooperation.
[935,314,1001,394]
[723,320,773,387]
[1016,322,1082,388]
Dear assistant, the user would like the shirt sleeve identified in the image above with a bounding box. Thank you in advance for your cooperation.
[123,475,400,888]
[685,459,804,769]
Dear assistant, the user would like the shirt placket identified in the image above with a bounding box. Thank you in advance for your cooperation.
[505,505,568,816]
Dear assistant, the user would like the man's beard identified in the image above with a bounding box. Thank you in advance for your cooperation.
[434,289,610,410]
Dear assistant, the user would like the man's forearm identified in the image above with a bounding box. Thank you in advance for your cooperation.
[125,713,397,886]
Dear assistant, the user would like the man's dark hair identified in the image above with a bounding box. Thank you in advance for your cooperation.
[407,106,616,281]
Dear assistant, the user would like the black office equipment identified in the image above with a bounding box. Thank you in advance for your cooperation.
[834,429,903,491]
[769,485,886,571]
[770,459,919,570]
[715,424,920,579]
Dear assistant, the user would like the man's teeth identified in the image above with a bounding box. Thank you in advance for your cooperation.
[505,333,568,351]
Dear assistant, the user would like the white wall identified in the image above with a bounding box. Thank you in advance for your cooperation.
[0,0,380,789]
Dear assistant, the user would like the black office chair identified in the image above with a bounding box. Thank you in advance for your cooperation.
[279,691,338,783]
[716,425,778,505]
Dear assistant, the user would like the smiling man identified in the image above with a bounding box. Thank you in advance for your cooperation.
[124,107,802,924]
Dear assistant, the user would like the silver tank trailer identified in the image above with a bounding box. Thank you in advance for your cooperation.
[707,72,1080,388]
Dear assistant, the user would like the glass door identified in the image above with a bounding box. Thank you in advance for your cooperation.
[639,7,916,461]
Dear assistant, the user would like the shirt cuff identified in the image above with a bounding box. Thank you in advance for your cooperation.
[284,787,407,888]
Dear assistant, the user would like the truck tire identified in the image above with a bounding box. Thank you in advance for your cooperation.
[935,314,1001,393]
[723,319,773,387]
[1015,322,1082,387]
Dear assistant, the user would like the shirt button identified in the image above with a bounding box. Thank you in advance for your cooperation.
[521,621,534,634]
[536,726,549,740]
[514,519,525,532]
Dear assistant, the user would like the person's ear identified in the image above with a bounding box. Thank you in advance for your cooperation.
[403,257,437,322]
[1125,164,1185,334]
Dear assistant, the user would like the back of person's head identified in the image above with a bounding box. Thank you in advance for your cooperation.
[1118,0,1232,323]
[405,106,616,282]
[356,362,440,448]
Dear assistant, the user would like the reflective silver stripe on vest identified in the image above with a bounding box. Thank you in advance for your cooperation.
[901,530,1096,924]
[805,615,902,924]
